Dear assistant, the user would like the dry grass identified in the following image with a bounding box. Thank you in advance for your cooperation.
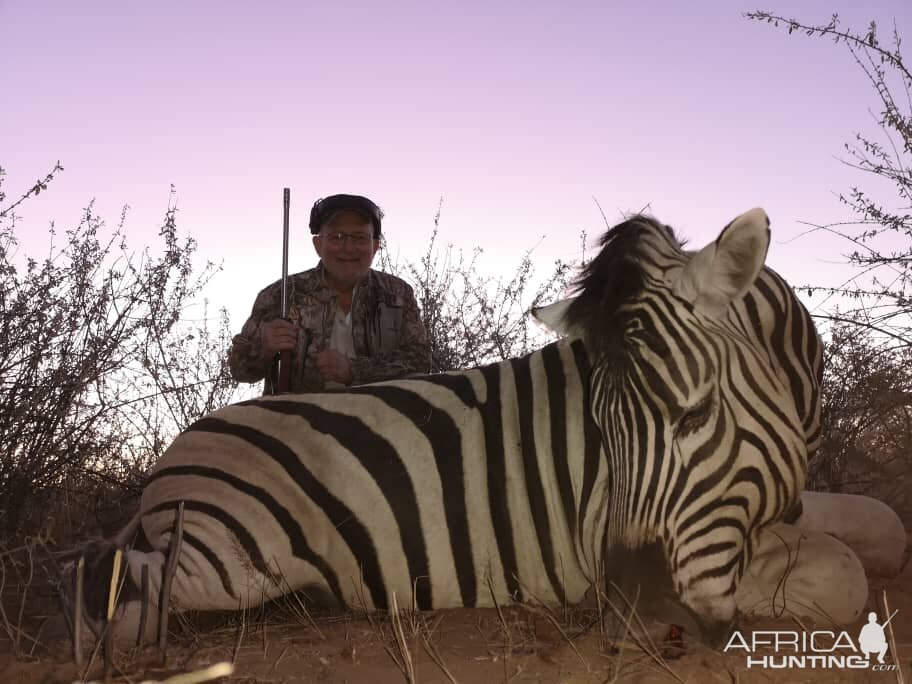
[3,535,910,683]
[3,582,909,683]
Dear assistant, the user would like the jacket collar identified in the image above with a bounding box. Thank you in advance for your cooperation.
[299,262,373,301]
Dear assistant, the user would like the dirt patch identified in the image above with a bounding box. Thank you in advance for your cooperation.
[2,562,910,683]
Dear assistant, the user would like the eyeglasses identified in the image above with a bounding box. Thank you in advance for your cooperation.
[317,232,375,247]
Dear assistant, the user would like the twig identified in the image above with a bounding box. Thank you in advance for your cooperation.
[15,540,35,652]
[604,581,684,684]
[420,635,457,684]
[388,592,416,684]
[768,529,801,618]
[0,547,46,654]
[232,600,248,666]
[37,538,76,648]
[542,609,588,671]
[0,161,64,218]
[137,563,150,647]
[607,581,641,682]
[485,572,511,646]
[512,576,589,671]
[811,313,912,346]
[744,12,912,81]
[418,615,457,684]
[74,556,85,668]
[260,579,269,659]
[594,564,606,650]
[159,501,186,656]
[0,548,17,652]
[268,562,324,638]
[270,644,291,673]
[104,547,123,675]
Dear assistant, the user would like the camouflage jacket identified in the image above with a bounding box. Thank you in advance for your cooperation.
[228,264,431,394]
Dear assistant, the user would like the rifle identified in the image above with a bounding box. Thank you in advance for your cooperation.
[276,187,292,393]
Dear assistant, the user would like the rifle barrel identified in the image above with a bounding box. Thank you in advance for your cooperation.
[276,188,292,394]
[281,188,290,318]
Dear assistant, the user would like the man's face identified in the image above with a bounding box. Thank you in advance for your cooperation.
[312,210,380,291]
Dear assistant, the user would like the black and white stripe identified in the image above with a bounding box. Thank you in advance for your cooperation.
[92,208,820,643]
[551,209,817,625]
[138,338,606,617]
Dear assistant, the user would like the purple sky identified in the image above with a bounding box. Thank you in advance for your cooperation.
[3,0,910,332]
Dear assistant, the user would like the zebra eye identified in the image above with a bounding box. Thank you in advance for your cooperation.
[677,395,714,436]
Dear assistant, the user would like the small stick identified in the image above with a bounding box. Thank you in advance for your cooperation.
[137,563,150,647]
[104,548,123,675]
[232,601,248,666]
[542,609,588,670]
[270,644,291,673]
[107,549,123,620]
[158,501,186,656]
[512,574,589,671]
[275,573,324,638]
[486,572,511,646]
[17,541,35,649]
[420,631,458,684]
[103,618,113,673]
[38,540,75,647]
[389,592,416,684]
[73,556,85,668]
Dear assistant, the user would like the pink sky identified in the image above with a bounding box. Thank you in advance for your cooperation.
[2,0,910,332]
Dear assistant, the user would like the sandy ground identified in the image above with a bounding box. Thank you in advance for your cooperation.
[1,554,910,684]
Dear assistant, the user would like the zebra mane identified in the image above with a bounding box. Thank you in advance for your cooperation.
[564,214,681,356]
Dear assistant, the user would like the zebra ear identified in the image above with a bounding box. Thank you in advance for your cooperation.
[674,208,771,317]
[531,297,578,335]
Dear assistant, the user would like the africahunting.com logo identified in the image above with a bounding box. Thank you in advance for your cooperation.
[723,610,899,671]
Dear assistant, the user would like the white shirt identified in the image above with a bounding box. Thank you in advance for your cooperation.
[325,303,355,389]
[329,305,356,359]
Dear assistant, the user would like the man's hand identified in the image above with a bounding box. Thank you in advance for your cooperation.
[260,319,298,356]
[313,349,353,385]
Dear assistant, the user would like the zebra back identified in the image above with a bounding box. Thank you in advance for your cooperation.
[140,338,608,613]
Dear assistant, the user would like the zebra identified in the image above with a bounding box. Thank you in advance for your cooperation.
[70,207,845,648]
[533,211,904,625]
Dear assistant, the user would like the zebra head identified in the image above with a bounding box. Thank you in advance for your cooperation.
[536,208,809,634]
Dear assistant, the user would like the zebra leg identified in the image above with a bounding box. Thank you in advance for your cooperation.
[61,512,162,648]
[794,491,906,577]
[118,549,166,646]
[735,522,867,625]
[77,537,285,649]
[62,542,163,651]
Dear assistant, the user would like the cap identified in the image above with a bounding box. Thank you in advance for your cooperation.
[309,194,383,236]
